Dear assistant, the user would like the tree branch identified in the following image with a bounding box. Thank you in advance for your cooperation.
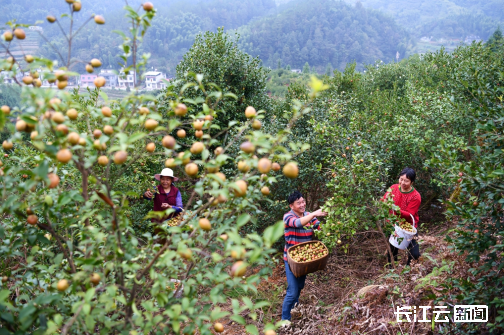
[39,218,76,273]
[36,31,66,65]
[61,302,83,335]
[376,219,396,270]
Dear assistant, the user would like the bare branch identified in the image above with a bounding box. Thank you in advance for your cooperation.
[55,19,70,43]
[67,10,74,68]
[39,217,77,273]
[71,16,94,41]
[61,303,83,335]
[36,31,66,65]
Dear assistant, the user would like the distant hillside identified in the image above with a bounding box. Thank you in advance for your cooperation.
[1,0,144,25]
[418,12,499,40]
[2,0,277,76]
[142,0,277,74]
[0,29,39,60]
[347,0,503,39]
[235,0,411,71]
[1,0,231,25]
[452,0,504,21]
[352,0,504,23]
[7,0,497,77]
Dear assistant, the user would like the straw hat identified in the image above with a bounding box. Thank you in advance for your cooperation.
[154,168,179,181]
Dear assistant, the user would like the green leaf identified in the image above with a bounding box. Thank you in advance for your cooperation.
[53,314,63,326]
[34,161,49,179]
[210,307,230,321]
[85,288,95,303]
[230,315,246,325]
[127,132,146,144]
[490,169,504,176]
[253,301,269,309]
[35,294,59,305]
[85,314,95,331]
[202,149,209,161]
[0,312,13,323]
[171,320,180,333]
[99,91,109,103]
[57,194,73,206]
[0,290,10,302]
[245,324,259,335]
[263,221,284,247]
[20,115,37,124]
[216,154,230,164]
[212,253,223,262]
[0,109,4,129]
[19,304,36,323]
[53,253,64,265]
[112,30,126,38]
[82,303,91,315]
[168,119,181,131]
[236,214,250,227]
[224,92,238,100]
[242,297,254,309]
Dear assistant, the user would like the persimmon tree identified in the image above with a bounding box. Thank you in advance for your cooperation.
[0,2,327,334]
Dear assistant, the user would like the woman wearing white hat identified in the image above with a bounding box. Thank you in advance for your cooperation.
[144,168,183,223]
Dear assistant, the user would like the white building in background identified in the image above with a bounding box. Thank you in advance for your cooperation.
[99,69,118,88]
[28,26,43,32]
[2,73,23,84]
[118,70,136,89]
[144,71,168,91]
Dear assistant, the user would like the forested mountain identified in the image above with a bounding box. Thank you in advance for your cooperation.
[3,0,277,75]
[418,12,499,40]
[236,0,411,71]
[1,0,144,24]
[1,0,502,75]
[347,0,503,39]
[351,0,504,24]
[453,0,504,20]
[141,0,277,74]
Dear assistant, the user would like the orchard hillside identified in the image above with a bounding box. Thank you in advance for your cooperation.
[0,1,504,335]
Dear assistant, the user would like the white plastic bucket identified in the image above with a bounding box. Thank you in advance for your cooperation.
[389,214,417,250]
[167,279,184,298]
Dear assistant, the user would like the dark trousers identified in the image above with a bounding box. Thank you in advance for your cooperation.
[387,235,420,266]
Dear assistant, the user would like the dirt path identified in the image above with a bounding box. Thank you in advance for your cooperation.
[215,203,457,334]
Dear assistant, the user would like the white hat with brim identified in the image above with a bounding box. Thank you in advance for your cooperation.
[155,168,179,181]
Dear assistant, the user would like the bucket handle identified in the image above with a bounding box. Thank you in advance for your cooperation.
[391,209,415,227]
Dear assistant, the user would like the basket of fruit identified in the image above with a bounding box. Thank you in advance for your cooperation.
[287,241,329,278]
[165,214,183,227]
[164,210,193,228]
[389,215,417,250]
